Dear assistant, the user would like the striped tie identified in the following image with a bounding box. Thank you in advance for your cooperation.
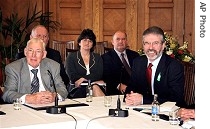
[31,69,39,93]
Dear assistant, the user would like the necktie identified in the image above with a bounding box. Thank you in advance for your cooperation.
[31,69,39,93]
[146,63,153,92]
[121,53,131,76]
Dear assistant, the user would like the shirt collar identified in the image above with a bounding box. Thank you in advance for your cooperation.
[28,65,40,71]
[114,49,126,57]
[148,54,162,68]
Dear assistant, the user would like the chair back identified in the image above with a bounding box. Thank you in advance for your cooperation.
[66,48,78,57]
[182,62,195,106]
[104,47,113,53]
[52,40,75,62]
[94,41,108,55]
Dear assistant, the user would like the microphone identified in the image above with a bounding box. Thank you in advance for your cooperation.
[108,66,129,117]
[108,90,129,117]
[46,70,66,114]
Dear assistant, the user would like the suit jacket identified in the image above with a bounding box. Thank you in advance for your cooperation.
[65,51,103,83]
[2,58,68,103]
[125,53,185,106]
[15,47,69,86]
[101,49,139,95]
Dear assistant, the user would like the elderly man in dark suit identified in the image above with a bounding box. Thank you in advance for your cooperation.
[101,31,139,95]
[125,26,185,107]
[15,25,69,86]
[2,38,68,104]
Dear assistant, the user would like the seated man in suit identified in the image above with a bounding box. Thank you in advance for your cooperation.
[125,26,185,107]
[15,25,69,86]
[2,38,68,104]
[101,31,139,95]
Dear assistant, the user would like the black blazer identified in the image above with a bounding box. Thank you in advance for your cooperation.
[65,51,103,83]
[15,47,69,86]
[125,53,185,106]
[102,49,139,95]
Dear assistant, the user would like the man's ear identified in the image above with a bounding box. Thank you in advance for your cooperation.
[42,50,47,59]
[24,48,27,56]
[162,41,166,51]
[111,40,114,46]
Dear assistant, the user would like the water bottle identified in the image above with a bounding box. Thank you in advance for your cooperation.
[151,94,160,121]
[86,80,93,102]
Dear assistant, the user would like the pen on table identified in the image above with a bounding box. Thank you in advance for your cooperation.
[125,107,151,111]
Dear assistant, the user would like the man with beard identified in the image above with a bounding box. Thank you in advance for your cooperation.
[124,26,185,107]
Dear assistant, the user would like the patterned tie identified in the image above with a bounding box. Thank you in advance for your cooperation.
[31,69,39,93]
[121,53,131,76]
[146,63,153,93]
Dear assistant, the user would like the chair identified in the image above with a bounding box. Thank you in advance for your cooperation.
[66,48,78,57]
[52,40,75,62]
[94,41,109,55]
[182,62,195,106]
[104,47,113,53]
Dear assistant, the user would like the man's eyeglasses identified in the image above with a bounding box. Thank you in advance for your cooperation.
[143,41,162,46]
[27,49,43,55]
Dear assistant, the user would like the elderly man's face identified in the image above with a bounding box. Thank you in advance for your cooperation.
[24,40,47,68]
[30,26,49,45]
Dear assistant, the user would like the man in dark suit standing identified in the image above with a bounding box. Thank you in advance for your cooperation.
[101,31,139,95]
[125,26,185,107]
[16,25,69,86]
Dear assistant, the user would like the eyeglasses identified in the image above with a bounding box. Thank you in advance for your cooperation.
[27,49,43,55]
[143,41,162,46]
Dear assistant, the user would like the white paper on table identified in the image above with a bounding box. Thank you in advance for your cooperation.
[160,101,179,112]
[181,119,195,129]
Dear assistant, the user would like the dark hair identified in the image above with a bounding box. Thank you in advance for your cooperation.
[77,28,96,52]
[142,26,165,43]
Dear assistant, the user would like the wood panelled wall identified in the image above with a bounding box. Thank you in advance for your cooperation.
[0,0,195,54]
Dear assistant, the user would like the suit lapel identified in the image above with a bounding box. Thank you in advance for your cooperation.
[21,58,31,93]
[125,50,132,66]
[154,54,168,93]
[89,52,95,69]
[40,59,50,89]
[77,51,86,70]
[155,54,167,79]
[111,50,123,66]
[76,51,96,70]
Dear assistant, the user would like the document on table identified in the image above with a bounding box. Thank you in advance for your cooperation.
[125,101,179,112]
[23,99,88,110]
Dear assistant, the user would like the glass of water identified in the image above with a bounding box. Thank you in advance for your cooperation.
[169,111,179,125]
[13,98,22,110]
[104,96,112,107]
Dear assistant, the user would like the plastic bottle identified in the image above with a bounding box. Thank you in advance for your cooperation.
[151,94,160,121]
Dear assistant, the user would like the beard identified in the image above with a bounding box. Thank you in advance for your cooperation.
[145,49,162,61]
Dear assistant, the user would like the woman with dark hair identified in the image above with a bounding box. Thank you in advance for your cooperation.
[65,28,105,98]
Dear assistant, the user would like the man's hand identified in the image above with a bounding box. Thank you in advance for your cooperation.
[25,91,56,104]
[177,108,195,121]
[125,91,143,106]
[118,83,127,94]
